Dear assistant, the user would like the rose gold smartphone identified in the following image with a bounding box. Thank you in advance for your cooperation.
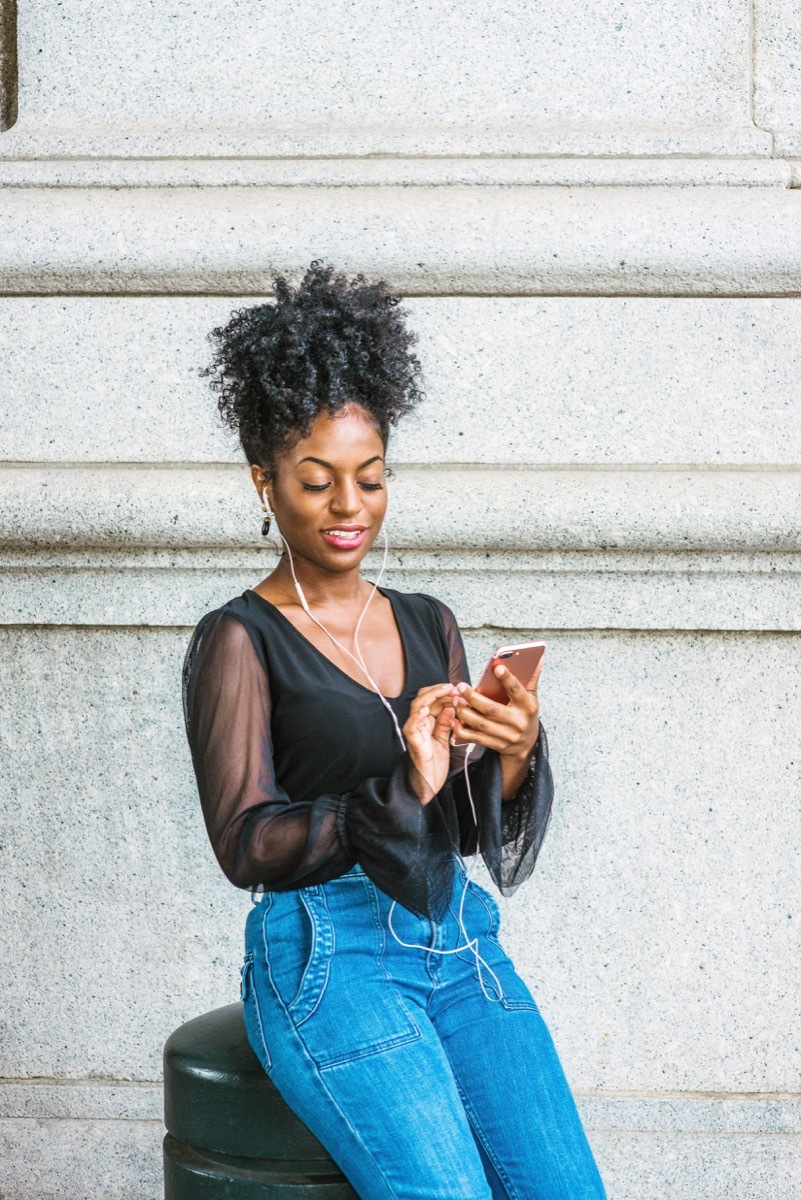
[475,641,546,705]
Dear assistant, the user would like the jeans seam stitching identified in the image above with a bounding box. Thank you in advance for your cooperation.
[248,974,273,1072]
[306,875,423,1069]
[294,888,334,1028]
[316,1027,422,1070]
[452,1078,521,1200]
[469,883,505,951]
[249,896,274,1071]
[293,1046,404,1200]
[290,888,319,1017]
[365,873,428,1035]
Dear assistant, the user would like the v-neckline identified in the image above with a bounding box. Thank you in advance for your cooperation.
[244,585,411,702]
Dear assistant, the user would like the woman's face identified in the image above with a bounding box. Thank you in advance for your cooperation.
[252,403,389,574]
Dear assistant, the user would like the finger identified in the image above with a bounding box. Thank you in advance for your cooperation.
[451,717,507,753]
[454,700,521,741]
[454,681,511,721]
[416,682,460,703]
[492,665,532,705]
[525,656,544,694]
[432,704,456,743]
[408,683,459,714]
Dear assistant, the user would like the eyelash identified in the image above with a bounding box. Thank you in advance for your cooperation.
[302,482,383,493]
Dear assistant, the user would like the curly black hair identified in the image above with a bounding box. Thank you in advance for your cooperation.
[200,260,426,473]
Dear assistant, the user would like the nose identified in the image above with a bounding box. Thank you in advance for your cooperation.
[329,480,362,517]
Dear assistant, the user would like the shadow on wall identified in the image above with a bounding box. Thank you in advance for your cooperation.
[0,0,17,131]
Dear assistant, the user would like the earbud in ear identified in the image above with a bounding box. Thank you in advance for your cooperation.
[260,492,274,538]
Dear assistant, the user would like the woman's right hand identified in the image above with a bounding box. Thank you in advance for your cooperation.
[402,683,460,805]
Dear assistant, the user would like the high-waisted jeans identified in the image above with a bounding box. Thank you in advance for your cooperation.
[241,861,607,1200]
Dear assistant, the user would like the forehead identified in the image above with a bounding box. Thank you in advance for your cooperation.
[285,405,384,468]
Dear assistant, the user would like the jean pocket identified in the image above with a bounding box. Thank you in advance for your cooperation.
[499,988,540,1013]
[294,879,422,1071]
[240,950,255,1001]
[466,883,540,1013]
[466,880,504,949]
[263,887,333,1028]
[240,950,274,1073]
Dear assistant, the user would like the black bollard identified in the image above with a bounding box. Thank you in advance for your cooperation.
[163,1003,359,1199]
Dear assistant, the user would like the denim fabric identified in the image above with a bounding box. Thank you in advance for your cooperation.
[241,862,607,1200]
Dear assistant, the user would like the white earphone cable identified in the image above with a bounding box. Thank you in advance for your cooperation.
[277,523,407,751]
[270,505,503,1002]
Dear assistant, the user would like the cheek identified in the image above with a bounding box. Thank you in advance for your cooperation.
[275,488,325,524]
[368,491,389,537]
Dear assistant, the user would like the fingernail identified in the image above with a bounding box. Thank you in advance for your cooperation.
[456,682,467,693]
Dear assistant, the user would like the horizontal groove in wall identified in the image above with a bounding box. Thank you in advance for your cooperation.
[6,291,801,301]
[5,462,801,474]
[2,1079,800,1133]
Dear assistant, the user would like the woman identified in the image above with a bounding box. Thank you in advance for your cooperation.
[182,261,607,1200]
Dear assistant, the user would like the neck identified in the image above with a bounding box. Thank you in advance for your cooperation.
[270,550,372,611]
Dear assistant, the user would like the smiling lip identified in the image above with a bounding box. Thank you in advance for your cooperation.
[322,526,368,550]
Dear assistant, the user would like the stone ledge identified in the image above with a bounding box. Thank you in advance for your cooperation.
[2,464,800,554]
[3,466,800,629]
[3,551,801,630]
[2,186,801,296]
[0,125,772,162]
[0,156,792,190]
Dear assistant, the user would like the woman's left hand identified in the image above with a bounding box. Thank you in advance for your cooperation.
[452,658,543,770]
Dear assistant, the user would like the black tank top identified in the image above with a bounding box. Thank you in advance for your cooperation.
[234,587,450,806]
[182,585,553,920]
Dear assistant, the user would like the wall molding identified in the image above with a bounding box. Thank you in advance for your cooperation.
[2,185,801,296]
[0,124,772,161]
[0,156,792,190]
[2,465,799,630]
[2,464,799,554]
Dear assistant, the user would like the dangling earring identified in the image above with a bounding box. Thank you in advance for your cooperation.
[260,493,273,538]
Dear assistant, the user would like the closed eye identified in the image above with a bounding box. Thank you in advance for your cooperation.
[301,482,384,492]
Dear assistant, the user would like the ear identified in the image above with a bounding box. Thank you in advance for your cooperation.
[250,463,272,505]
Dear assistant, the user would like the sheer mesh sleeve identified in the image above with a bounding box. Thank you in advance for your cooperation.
[429,598,554,896]
[182,608,456,919]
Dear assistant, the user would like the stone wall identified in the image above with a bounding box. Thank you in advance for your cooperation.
[1,2,800,1197]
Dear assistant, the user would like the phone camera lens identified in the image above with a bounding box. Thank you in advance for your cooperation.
[499,652,513,659]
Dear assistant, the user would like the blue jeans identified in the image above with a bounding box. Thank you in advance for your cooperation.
[241,861,607,1200]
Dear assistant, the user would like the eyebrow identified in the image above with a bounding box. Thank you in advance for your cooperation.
[296,455,384,470]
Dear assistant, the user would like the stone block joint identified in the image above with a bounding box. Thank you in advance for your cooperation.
[0,0,17,132]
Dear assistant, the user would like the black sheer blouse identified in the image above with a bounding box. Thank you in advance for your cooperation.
[182,587,553,922]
